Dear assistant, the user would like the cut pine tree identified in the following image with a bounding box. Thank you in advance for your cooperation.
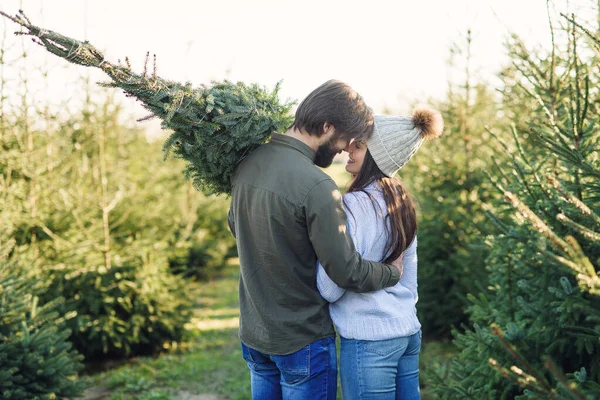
[0,9,294,195]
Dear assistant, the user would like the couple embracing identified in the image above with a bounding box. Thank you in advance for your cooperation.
[228,80,443,400]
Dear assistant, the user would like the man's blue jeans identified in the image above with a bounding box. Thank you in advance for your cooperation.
[340,330,422,400]
[241,337,337,400]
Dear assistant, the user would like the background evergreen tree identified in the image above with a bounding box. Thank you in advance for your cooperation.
[432,6,600,399]
[401,30,502,339]
[0,240,85,399]
[33,91,197,360]
[166,181,237,280]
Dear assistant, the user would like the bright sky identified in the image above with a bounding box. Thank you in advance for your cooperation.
[1,0,595,130]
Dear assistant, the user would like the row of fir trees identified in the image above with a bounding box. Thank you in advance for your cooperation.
[400,5,599,399]
[0,24,238,397]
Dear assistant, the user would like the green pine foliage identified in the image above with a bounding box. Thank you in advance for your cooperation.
[0,241,85,399]
[167,184,236,280]
[157,80,294,195]
[0,79,208,361]
[0,10,294,196]
[44,261,193,360]
[432,10,600,399]
[32,95,196,360]
[405,83,498,339]
[401,31,503,338]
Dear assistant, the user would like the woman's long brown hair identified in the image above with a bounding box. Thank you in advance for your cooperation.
[344,150,417,263]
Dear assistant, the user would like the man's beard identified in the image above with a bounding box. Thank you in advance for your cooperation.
[314,139,339,168]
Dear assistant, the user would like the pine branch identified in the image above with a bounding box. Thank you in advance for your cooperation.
[504,191,572,255]
[539,248,583,274]
[560,13,600,49]
[543,357,588,400]
[484,210,512,236]
[490,325,555,394]
[557,213,600,241]
[564,236,600,295]
[0,9,294,195]
[546,0,556,101]
[547,175,600,227]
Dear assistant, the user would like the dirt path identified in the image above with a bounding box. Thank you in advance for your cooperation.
[172,392,222,400]
[77,387,222,400]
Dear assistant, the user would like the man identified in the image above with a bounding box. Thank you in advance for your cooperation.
[228,80,402,399]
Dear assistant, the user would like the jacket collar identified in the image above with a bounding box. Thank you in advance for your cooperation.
[271,133,316,161]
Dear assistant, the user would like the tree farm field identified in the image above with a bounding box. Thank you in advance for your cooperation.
[80,162,455,400]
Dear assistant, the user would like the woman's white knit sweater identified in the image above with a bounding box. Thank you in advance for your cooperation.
[317,182,421,340]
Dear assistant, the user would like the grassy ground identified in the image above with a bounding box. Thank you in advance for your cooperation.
[81,261,246,400]
[84,261,455,399]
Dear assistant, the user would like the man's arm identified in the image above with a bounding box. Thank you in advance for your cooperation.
[316,192,365,301]
[228,208,236,238]
[305,179,400,292]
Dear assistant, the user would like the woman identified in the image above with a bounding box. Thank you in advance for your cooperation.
[317,105,443,399]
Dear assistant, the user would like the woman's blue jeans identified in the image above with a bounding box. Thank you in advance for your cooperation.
[241,336,337,400]
[340,330,422,400]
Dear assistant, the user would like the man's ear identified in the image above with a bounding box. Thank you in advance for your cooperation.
[322,122,335,136]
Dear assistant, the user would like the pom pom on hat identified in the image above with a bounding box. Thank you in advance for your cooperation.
[367,105,443,177]
[412,105,444,140]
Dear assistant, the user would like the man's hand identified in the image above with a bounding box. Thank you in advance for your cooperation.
[391,254,403,279]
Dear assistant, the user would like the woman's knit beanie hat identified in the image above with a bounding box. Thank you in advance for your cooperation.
[367,105,444,177]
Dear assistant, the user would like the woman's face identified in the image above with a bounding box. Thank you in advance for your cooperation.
[344,139,367,175]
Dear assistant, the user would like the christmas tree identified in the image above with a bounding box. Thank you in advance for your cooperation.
[401,29,502,339]
[0,9,294,196]
[0,241,85,399]
[431,9,600,399]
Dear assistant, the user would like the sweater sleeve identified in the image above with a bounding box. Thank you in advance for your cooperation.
[316,193,363,302]
[316,261,346,302]
[400,236,418,303]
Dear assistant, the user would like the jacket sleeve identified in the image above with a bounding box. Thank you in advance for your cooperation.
[306,179,399,292]
[316,193,361,302]
[228,208,236,238]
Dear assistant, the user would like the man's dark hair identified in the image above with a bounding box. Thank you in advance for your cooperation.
[289,80,374,142]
